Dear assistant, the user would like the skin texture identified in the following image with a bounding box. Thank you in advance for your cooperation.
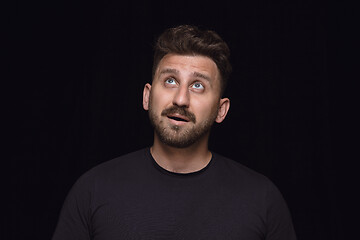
[143,54,230,173]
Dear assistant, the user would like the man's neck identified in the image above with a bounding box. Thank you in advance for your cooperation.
[150,135,212,174]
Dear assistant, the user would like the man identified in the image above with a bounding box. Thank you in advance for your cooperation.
[52,25,296,240]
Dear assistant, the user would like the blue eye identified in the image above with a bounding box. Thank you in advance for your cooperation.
[165,78,176,85]
[192,82,204,89]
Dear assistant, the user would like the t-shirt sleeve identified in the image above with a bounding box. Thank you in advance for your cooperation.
[265,181,297,240]
[52,174,93,240]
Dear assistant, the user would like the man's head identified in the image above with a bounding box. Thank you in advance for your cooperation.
[143,25,231,148]
[152,25,232,97]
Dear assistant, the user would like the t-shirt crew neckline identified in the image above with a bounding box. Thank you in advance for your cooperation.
[146,148,214,177]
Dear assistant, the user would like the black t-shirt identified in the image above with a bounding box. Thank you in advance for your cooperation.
[52,148,296,240]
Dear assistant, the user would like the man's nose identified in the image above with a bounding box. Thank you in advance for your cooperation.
[172,85,190,108]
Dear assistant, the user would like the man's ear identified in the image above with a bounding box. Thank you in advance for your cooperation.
[143,83,152,110]
[215,98,230,123]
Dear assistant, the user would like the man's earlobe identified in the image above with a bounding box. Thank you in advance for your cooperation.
[215,98,230,123]
[143,83,151,110]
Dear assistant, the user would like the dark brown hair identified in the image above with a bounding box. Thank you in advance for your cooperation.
[152,25,232,96]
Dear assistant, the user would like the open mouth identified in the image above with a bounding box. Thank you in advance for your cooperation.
[161,107,196,123]
[167,115,189,122]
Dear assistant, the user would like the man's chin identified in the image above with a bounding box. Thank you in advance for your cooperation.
[161,138,196,149]
[156,131,196,148]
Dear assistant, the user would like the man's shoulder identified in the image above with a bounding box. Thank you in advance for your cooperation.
[92,148,148,172]
[76,148,149,184]
[212,152,274,189]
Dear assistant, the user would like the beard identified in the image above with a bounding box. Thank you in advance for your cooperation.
[148,101,219,148]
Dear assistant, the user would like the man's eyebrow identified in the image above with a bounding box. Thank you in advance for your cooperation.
[193,72,211,82]
[159,68,179,75]
[159,68,211,81]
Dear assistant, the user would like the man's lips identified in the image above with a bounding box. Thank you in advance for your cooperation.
[161,106,196,123]
[167,113,190,122]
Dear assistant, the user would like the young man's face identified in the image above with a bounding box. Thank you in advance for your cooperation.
[143,54,230,148]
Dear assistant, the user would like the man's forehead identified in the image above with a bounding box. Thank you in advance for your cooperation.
[155,54,219,80]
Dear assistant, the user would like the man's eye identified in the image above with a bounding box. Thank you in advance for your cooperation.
[165,78,176,85]
[192,82,204,89]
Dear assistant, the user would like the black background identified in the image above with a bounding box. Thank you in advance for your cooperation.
[7,0,340,239]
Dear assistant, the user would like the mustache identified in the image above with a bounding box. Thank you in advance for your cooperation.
[161,106,196,123]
